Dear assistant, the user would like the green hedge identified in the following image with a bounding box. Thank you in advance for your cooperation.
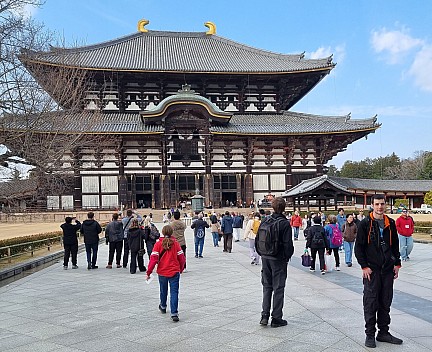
[414,221,432,234]
[0,231,64,258]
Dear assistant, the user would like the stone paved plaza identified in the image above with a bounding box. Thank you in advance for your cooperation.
[1,225,431,351]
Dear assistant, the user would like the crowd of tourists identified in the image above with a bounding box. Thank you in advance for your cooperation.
[60,195,412,346]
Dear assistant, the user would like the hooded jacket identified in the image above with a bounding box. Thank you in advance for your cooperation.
[127,227,145,253]
[170,219,187,247]
[354,213,401,272]
[80,219,102,245]
[221,215,233,234]
[395,215,415,237]
[342,221,357,242]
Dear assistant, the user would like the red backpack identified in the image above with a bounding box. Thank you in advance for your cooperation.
[330,224,343,246]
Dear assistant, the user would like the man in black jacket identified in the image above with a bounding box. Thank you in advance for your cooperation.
[80,212,102,270]
[61,216,81,269]
[256,197,294,328]
[355,194,403,348]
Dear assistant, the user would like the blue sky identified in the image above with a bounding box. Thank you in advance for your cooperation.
[30,0,432,168]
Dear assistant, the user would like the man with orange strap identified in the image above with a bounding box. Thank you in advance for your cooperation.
[354,194,403,348]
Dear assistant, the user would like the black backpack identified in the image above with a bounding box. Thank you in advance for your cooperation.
[255,217,284,256]
[148,224,160,241]
[311,227,325,246]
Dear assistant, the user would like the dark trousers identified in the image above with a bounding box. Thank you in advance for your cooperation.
[85,243,98,267]
[146,241,155,259]
[223,233,233,252]
[63,242,78,266]
[122,238,129,267]
[310,248,325,270]
[108,241,123,265]
[181,244,187,269]
[363,270,394,336]
[130,251,146,274]
[328,248,340,267]
[261,258,288,319]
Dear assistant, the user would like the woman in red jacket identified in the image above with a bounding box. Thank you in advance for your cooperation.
[396,209,415,261]
[146,225,185,322]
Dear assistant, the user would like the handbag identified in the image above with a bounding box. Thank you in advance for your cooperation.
[301,250,312,267]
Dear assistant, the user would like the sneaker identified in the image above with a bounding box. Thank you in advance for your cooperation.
[365,335,376,348]
[92,265,98,269]
[260,315,269,326]
[406,256,410,261]
[63,266,68,270]
[183,268,188,273]
[336,266,340,271]
[116,265,122,268]
[347,263,352,267]
[106,264,112,269]
[87,263,91,270]
[199,255,203,258]
[271,318,287,328]
[72,265,79,269]
[309,268,315,272]
[376,332,403,345]
[171,315,179,322]
[158,305,166,314]
[222,250,227,252]
[251,260,256,265]
[195,255,198,258]
[321,270,326,275]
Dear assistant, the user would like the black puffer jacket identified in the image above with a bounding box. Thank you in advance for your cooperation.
[61,221,81,245]
[306,224,329,249]
[80,219,102,245]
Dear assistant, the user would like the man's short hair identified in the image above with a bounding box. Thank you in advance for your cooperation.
[198,213,203,219]
[126,209,133,216]
[272,197,286,213]
[173,211,180,220]
[65,216,73,224]
[371,194,386,203]
[112,213,119,220]
[313,215,322,224]
[338,208,344,213]
[225,211,230,216]
[87,212,94,219]
[259,209,265,215]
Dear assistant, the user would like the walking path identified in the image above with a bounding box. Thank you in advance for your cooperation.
[1,225,431,351]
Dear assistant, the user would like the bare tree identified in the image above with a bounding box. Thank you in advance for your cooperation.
[0,0,105,203]
[383,151,429,180]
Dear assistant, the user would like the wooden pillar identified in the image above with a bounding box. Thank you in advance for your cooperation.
[204,174,213,207]
[151,174,156,209]
[363,193,367,208]
[160,138,170,208]
[72,148,82,210]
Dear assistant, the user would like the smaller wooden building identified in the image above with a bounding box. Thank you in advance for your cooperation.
[283,175,432,211]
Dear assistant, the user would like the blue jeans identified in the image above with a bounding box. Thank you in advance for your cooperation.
[194,236,204,256]
[293,227,299,239]
[398,235,413,260]
[158,272,180,317]
[211,232,219,246]
[85,243,98,267]
[343,241,354,265]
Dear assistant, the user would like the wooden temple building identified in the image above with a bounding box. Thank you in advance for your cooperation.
[3,20,379,210]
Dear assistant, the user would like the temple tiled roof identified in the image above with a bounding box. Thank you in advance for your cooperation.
[22,31,334,74]
[283,175,432,197]
[211,112,378,135]
[2,111,378,135]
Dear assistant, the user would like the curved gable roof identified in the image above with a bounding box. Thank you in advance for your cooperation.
[22,31,335,74]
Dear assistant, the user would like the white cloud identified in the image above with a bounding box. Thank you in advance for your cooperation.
[371,26,432,92]
[309,44,346,64]
[408,44,432,92]
[371,28,423,63]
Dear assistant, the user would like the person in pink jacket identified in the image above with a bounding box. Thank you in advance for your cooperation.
[146,225,185,322]
[396,209,415,261]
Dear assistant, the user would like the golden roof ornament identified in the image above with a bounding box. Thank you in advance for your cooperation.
[204,21,216,35]
[138,19,149,32]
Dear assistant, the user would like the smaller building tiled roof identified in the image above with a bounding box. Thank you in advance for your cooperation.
[283,175,350,197]
[0,178,37,199]
[22,31,334,74]
[283,175,432,197]
[331,176,432,193]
